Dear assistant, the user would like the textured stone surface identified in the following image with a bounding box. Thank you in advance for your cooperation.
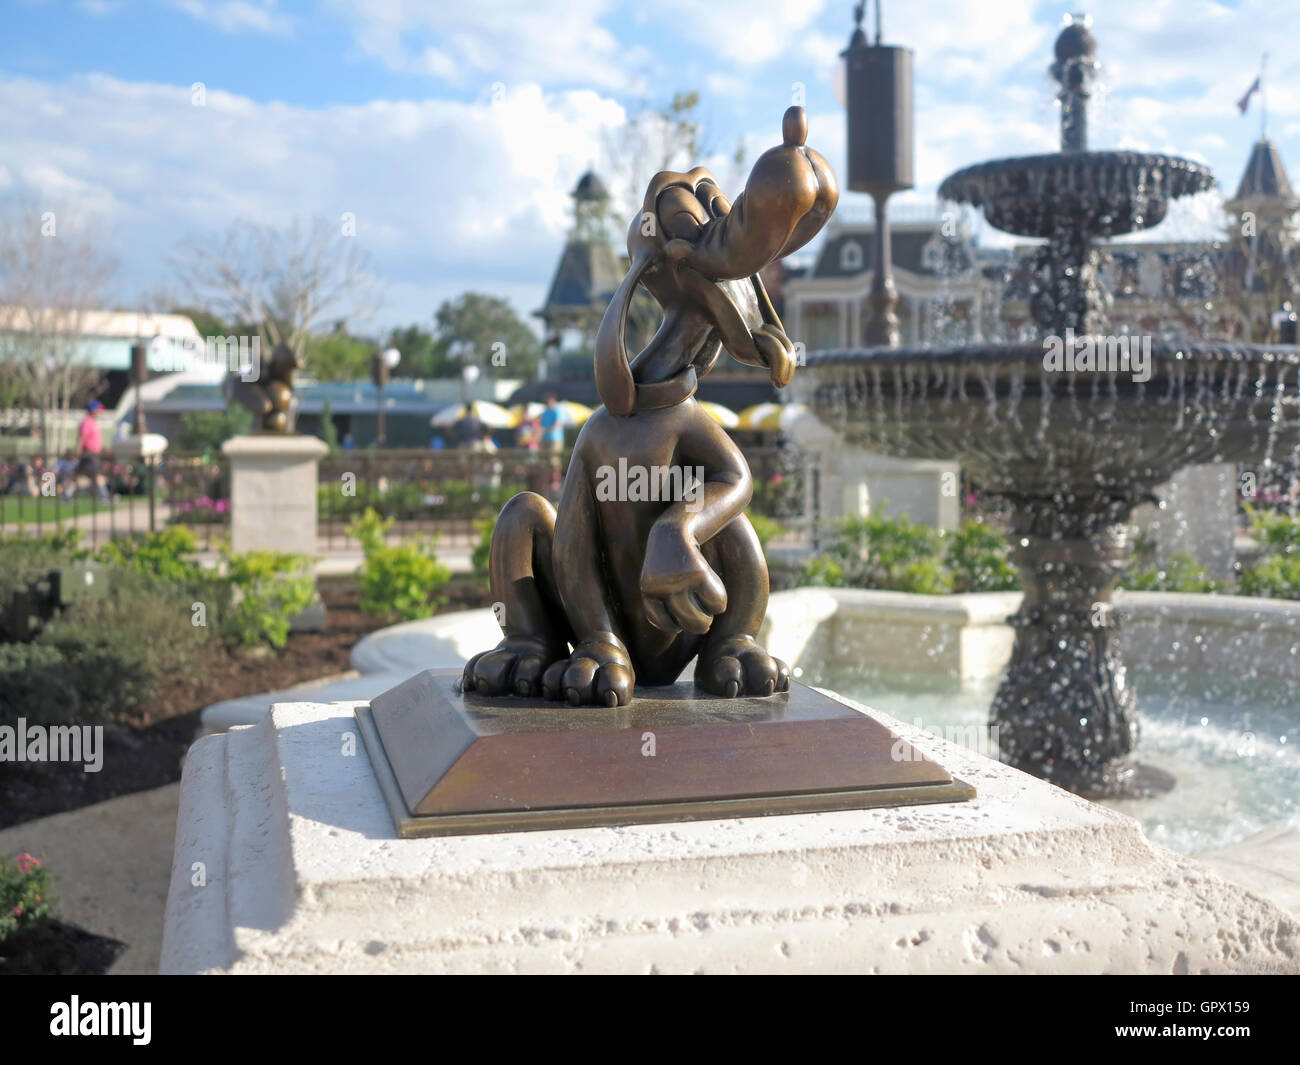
[222,434,328,558]
[161,692,1300,974]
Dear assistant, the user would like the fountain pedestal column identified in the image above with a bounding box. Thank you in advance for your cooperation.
[992,496,1145,795]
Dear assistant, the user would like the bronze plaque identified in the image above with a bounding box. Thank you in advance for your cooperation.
[356,669,974,838]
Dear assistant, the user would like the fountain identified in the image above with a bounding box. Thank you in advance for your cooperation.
[801,16,1300,797]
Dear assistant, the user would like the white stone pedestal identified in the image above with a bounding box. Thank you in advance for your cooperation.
[1132,463,1238,579]
[161,681,1299,974]
[222,434,328,631]
[790,414,959,530]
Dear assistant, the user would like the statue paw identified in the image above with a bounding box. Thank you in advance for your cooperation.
[463,634,566,698]
[695,635,790,698]
[540,633,635,707]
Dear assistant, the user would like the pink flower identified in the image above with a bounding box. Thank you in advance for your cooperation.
[12,904,22,917]
[14,853,39,874]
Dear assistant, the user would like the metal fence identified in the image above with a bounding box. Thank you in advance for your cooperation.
[0,449,230,550]
[317,444,823,553]
[317,449,565,551]
[2,443,823,557]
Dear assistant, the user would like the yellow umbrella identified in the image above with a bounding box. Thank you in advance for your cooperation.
[508,401,594,428]
[697,401,739,428]
[736,402,808,430]
[431,400,514,428]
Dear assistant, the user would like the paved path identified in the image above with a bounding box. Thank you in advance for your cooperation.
[0,784,180,975]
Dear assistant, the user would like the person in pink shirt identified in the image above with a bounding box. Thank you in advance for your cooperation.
[67,400,110,501]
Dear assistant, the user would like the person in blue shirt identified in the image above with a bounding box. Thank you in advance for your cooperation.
[538,394,569,451]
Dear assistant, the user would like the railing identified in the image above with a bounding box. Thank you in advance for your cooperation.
[0,449,230,550]
[317,449,567,551]
[3,443,824,558]
[317,445,823,554]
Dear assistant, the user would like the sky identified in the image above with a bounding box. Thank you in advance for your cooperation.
[4,0,1299,340]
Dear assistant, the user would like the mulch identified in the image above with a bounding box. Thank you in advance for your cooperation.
[0,919,127,975]
[0,581,490,832]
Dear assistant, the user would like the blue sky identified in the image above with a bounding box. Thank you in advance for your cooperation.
[4,0,1298,336]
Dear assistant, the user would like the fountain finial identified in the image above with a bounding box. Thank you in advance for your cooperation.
[1051,14,1098,152]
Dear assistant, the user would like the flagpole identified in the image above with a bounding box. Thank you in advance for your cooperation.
[1261,52,1268,140]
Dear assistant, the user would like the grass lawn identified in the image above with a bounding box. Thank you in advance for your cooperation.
[0,494,121,527]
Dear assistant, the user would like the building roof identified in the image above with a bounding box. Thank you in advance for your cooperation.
[808,224,975,280]
[0,306,201,340]
[538,240,624,318]
[572,170,611,202]
[1232,139,1297,204]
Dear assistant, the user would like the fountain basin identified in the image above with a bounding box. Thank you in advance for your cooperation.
[939,151,1216,238]
[803,341,1300,496]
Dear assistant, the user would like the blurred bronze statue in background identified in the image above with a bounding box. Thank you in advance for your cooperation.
[231,341,300,433]
[463,106,838,707]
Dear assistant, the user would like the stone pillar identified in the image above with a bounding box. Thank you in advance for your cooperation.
[1131,463,1237,579]
[222,434,328,630]
[789,416,960,531]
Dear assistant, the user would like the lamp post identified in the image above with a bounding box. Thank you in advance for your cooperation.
[131,340,149,435]
[838,1,913,347]
[371,346,401,446]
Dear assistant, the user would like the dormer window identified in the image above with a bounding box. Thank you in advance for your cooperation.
[840,240,863,272]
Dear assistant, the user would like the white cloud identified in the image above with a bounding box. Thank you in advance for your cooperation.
[323,0,645,92]
[164,0,291,35]
[0,72,626,330]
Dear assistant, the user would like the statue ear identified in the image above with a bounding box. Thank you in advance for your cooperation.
[594,251,652,417]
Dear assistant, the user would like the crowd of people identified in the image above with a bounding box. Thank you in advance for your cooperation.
[1,401,138,501]
[428,393,572,454]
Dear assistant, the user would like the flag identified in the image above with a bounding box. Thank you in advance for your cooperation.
[1237,76,1261,114]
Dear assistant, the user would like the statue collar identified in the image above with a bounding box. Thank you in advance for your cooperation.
[633,366,698,411]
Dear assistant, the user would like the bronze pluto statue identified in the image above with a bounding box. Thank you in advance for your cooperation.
[463,106,838,707]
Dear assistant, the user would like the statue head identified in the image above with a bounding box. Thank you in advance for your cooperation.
[595,106,838,416]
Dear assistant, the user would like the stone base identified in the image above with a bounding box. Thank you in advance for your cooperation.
[161,690,1300,974]
[221,433,327,558]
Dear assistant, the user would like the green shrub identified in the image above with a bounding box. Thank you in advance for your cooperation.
[346,507,394,553]
[30,567,210,722]
[95,526,205,586]
[1124,551,1223,594]
[347,509,450,620]
[799,554,845,587]
[803,512,947,592]
[218,548,316,649]
[0,532,91,611]
[0,643,80,722]
[1239,553,1300,600]
[1246,504,1300,555]
[0,853,54,946]
[471,517,494,586]
[945,520,1019,592]
[357,541,452,621]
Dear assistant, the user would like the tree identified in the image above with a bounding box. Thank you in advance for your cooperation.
[175,405,253,453]
[304,329,375,382]
[0,198,118,453]
[602,91,707,228]
[169,216,383,370]
[433,293,541,379]
[387,323,454,379]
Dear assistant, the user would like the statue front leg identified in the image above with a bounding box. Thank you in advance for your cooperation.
[694,514,791,698]
[462,492,572,697]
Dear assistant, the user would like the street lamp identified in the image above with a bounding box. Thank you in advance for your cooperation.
[836,1,914,347]
[371,346,401,446]
[461,362,480,405]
